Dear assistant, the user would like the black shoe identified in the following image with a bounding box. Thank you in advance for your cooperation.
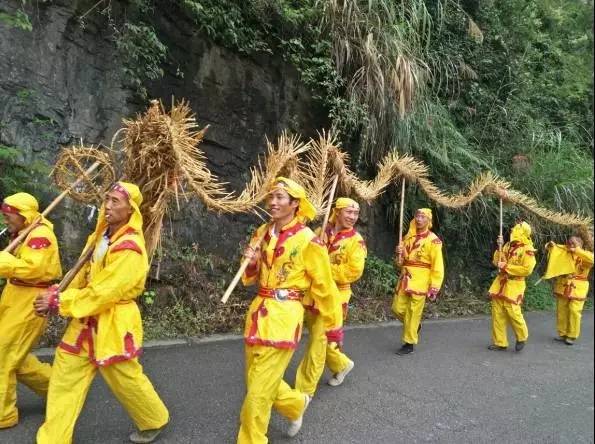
[554,336,566,342]
[515,341,525,352]
[564,338,575,346]
[129,423,167,443]
[396,343,415,355]
[487,344,507,351]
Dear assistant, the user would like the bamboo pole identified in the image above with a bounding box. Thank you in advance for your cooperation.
[57,246,95,291]
[398,177,406,247]
[3,161,101,253]
[220,227,269,304]
[319,174,339,242]
[498,197,503,263]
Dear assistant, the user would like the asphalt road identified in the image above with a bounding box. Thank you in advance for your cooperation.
[4,311,593,443]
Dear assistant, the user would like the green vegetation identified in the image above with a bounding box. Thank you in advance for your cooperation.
[0,144,49,198]
[0,1,32,31]
[4,0,592,342]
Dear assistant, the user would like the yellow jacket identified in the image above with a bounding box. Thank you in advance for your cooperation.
[303,226,367,311]
[0,222,62,322]
[395,230,444,296]
[488,241,536,304]
[242,218,343,349]
[552,246,593,301]
[57,225,148,366]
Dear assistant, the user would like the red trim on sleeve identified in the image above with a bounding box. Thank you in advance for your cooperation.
[27,237,51,249]
[111,240,142,255]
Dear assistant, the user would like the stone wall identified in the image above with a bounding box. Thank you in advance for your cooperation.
[0,0,395,265]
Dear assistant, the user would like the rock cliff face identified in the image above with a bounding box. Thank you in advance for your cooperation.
[0,0,395,264]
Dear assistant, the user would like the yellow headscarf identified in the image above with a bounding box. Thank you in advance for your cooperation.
[542,243,575,280]
[405,208,433,238]
[269,176,317,222]
[510,221,534,249]
[1,192,53,228]
[330,197,360,224]
[92,182,144,240]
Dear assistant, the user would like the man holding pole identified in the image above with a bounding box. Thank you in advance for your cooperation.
[295,197,367,396]
[544,235,593,345]
[487,221,536,352]
[237,177,343,443]
[391,208,444,355]
[0,193,62,429]
[34,182,169,444]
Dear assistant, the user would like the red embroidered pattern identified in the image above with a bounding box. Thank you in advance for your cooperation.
[27,237,51,249]
[327,228,358,253]
[261,222,305,268]
[59,319,142,367]
[111,240,142,255]
[405,230,431,255]
[245,300,302,349]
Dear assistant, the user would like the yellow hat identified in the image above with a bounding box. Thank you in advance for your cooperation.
[405,208,432,238]
[93,182,144,239]
[1,192,52,228]
[330,197,360,223]
[270,177,317,222]
[510,221,533,248]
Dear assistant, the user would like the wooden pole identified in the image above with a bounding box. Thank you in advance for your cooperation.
[498,197,503,262]
[319,174,339,242]
[56,246,95,291]
[398,177,406,247]
[220,227,269,304]
[3,161,101,253]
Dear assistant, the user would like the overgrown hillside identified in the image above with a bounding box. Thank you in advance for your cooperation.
[1,0,593,342]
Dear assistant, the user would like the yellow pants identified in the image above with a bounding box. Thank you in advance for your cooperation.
[491,298,529,347]
[0,306,51,428]
[37,348,169,444]
[295,311,351,396]
[391,290,425,345]
[237,345,307,444]
[556,297,585,340]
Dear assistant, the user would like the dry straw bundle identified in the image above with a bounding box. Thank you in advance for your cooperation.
[51,101,592,254]
[117,99,241,255]
[116,99,310,255]
[235,131,311,216]
[296,130,346,215]
[322,141,593,246]
[52,144,115,204]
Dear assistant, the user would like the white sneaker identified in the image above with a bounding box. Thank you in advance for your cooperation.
[328,360,354,387]
[287,394,311,437]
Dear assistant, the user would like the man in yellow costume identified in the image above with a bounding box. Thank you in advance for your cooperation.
[295,197,367,396]
[34,182,169,444]
[238,177,343,444]
[0,193,61,429]
[544,235,593,345]
[487,221,536,352]
[391,208,444,355]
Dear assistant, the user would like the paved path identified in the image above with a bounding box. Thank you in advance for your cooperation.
[4,311,593,443]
